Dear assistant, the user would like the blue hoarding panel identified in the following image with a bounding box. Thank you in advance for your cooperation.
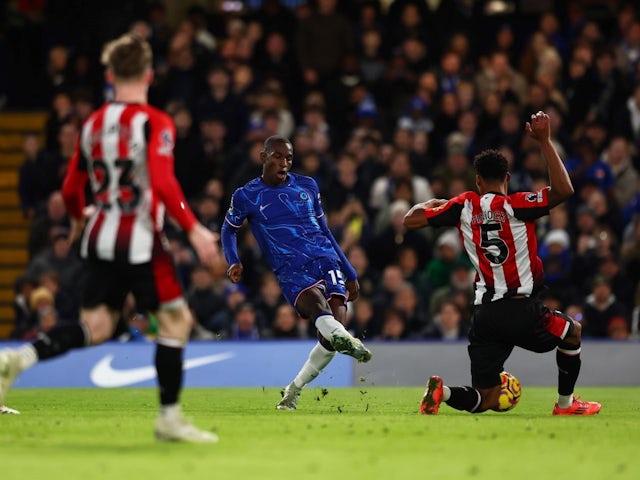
[2,341,353,388]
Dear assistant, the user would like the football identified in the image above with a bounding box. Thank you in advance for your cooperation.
[497,371,522,412]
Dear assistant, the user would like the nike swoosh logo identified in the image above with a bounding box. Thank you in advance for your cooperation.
[90,352,236,387]
[259,203,271,212]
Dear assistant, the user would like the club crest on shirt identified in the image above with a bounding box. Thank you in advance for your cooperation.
[158,129,174,155]
[526,192,542,202]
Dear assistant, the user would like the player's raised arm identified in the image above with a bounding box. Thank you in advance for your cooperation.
[403,198,448,229]
[525,111,574,208]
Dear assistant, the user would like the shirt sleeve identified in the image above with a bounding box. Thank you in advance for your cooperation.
[510,188,550,221]
[146,114,197,232]
[61,138,89,219]
[424,196,465,227]
[221,189,248,266]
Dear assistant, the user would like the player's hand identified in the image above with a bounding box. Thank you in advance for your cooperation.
[69,205,96,243]
[188,223,219,267]
[69,218,84,244]
[423,198,448,210]
[525,111,551,143]
[346,279,360,302]
[227,263,243,283]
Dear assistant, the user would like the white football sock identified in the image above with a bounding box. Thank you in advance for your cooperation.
[315,314,349,341]
[160,403,180,418]
[17,344,38,372]
[443,386,451,401]
[292,342,336,389]
[557,394,573,408]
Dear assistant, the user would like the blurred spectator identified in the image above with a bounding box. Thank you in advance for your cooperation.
[254,30,303,110]
[195,195,223,233]
[430,134,476,198]
[428,260,474,320]
[187,265,225,334]
[419,228,469,299]
[602,136,639,210]
[586,47,628,125]
[367,199,429,271]
[346,245,379,300]
[44,45,72,105]
[597,252,634,308]
[21,286,59,340]
[223,301,263,340]
[348,296,375,340]
[539,228,573,292]
[208,283,256,335]
[612,81,640,146]
[270,304,306,339]
[44,91,73,152]
[392,281,427,335]
[47,121,79,189]
[166,234,195,290]
[582,275,629,338]
[172,105,210,200]
[295,0,354,91]
[250,88,295,138]
[11,275,37,339]
[18,133,59,218]
[423,299,469,340]
[26,228,83,294]
[36,271,76,324]
[27,191,69,258]
[369,150,433,214]
[195,66,248,145]
[377,306,408,341]
[620,217,640,296]
[252,272,285,326]
[475,50,528,106]
[371,264,406,335]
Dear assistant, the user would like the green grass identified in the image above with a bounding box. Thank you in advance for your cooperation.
[1,387,638,480]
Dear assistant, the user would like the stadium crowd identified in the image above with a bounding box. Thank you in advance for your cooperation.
[4,0,640,342]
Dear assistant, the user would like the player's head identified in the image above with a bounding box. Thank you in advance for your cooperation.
[473,149,510,193]
[101,33,152,84]
[261,135,293,186]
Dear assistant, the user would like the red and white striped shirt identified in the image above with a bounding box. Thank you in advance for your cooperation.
[424,189,550,304]
[62,102,197,264]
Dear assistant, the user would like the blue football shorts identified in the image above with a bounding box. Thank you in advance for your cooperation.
[277,256,348,309]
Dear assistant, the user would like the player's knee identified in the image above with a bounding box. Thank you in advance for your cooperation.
[81,306,119,344]
[563,319,582,346]
[157,303,192,342]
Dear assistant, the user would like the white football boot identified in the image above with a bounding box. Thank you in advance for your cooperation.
[276,382,301,411]
[154,408,218,443]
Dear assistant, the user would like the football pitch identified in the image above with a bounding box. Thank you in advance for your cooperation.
[1,386,638,480]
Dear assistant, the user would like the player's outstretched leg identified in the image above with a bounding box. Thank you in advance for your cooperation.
[552,397,602,415]
[314,313,372,362]
[0,349,21,406]
[276,382,302,411]
[420,375,444,415]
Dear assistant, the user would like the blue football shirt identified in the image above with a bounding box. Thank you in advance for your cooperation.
[224,173,341,274]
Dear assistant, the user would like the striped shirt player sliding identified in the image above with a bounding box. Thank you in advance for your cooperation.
[404,111,601,416]
[0,34,220,442]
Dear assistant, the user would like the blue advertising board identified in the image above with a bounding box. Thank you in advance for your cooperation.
[1,341,353,388]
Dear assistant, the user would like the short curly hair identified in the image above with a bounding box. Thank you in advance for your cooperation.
[473,149,509,182]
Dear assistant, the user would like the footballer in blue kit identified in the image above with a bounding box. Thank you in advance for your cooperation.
[222,135,372,410]
[223,170,351,306]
